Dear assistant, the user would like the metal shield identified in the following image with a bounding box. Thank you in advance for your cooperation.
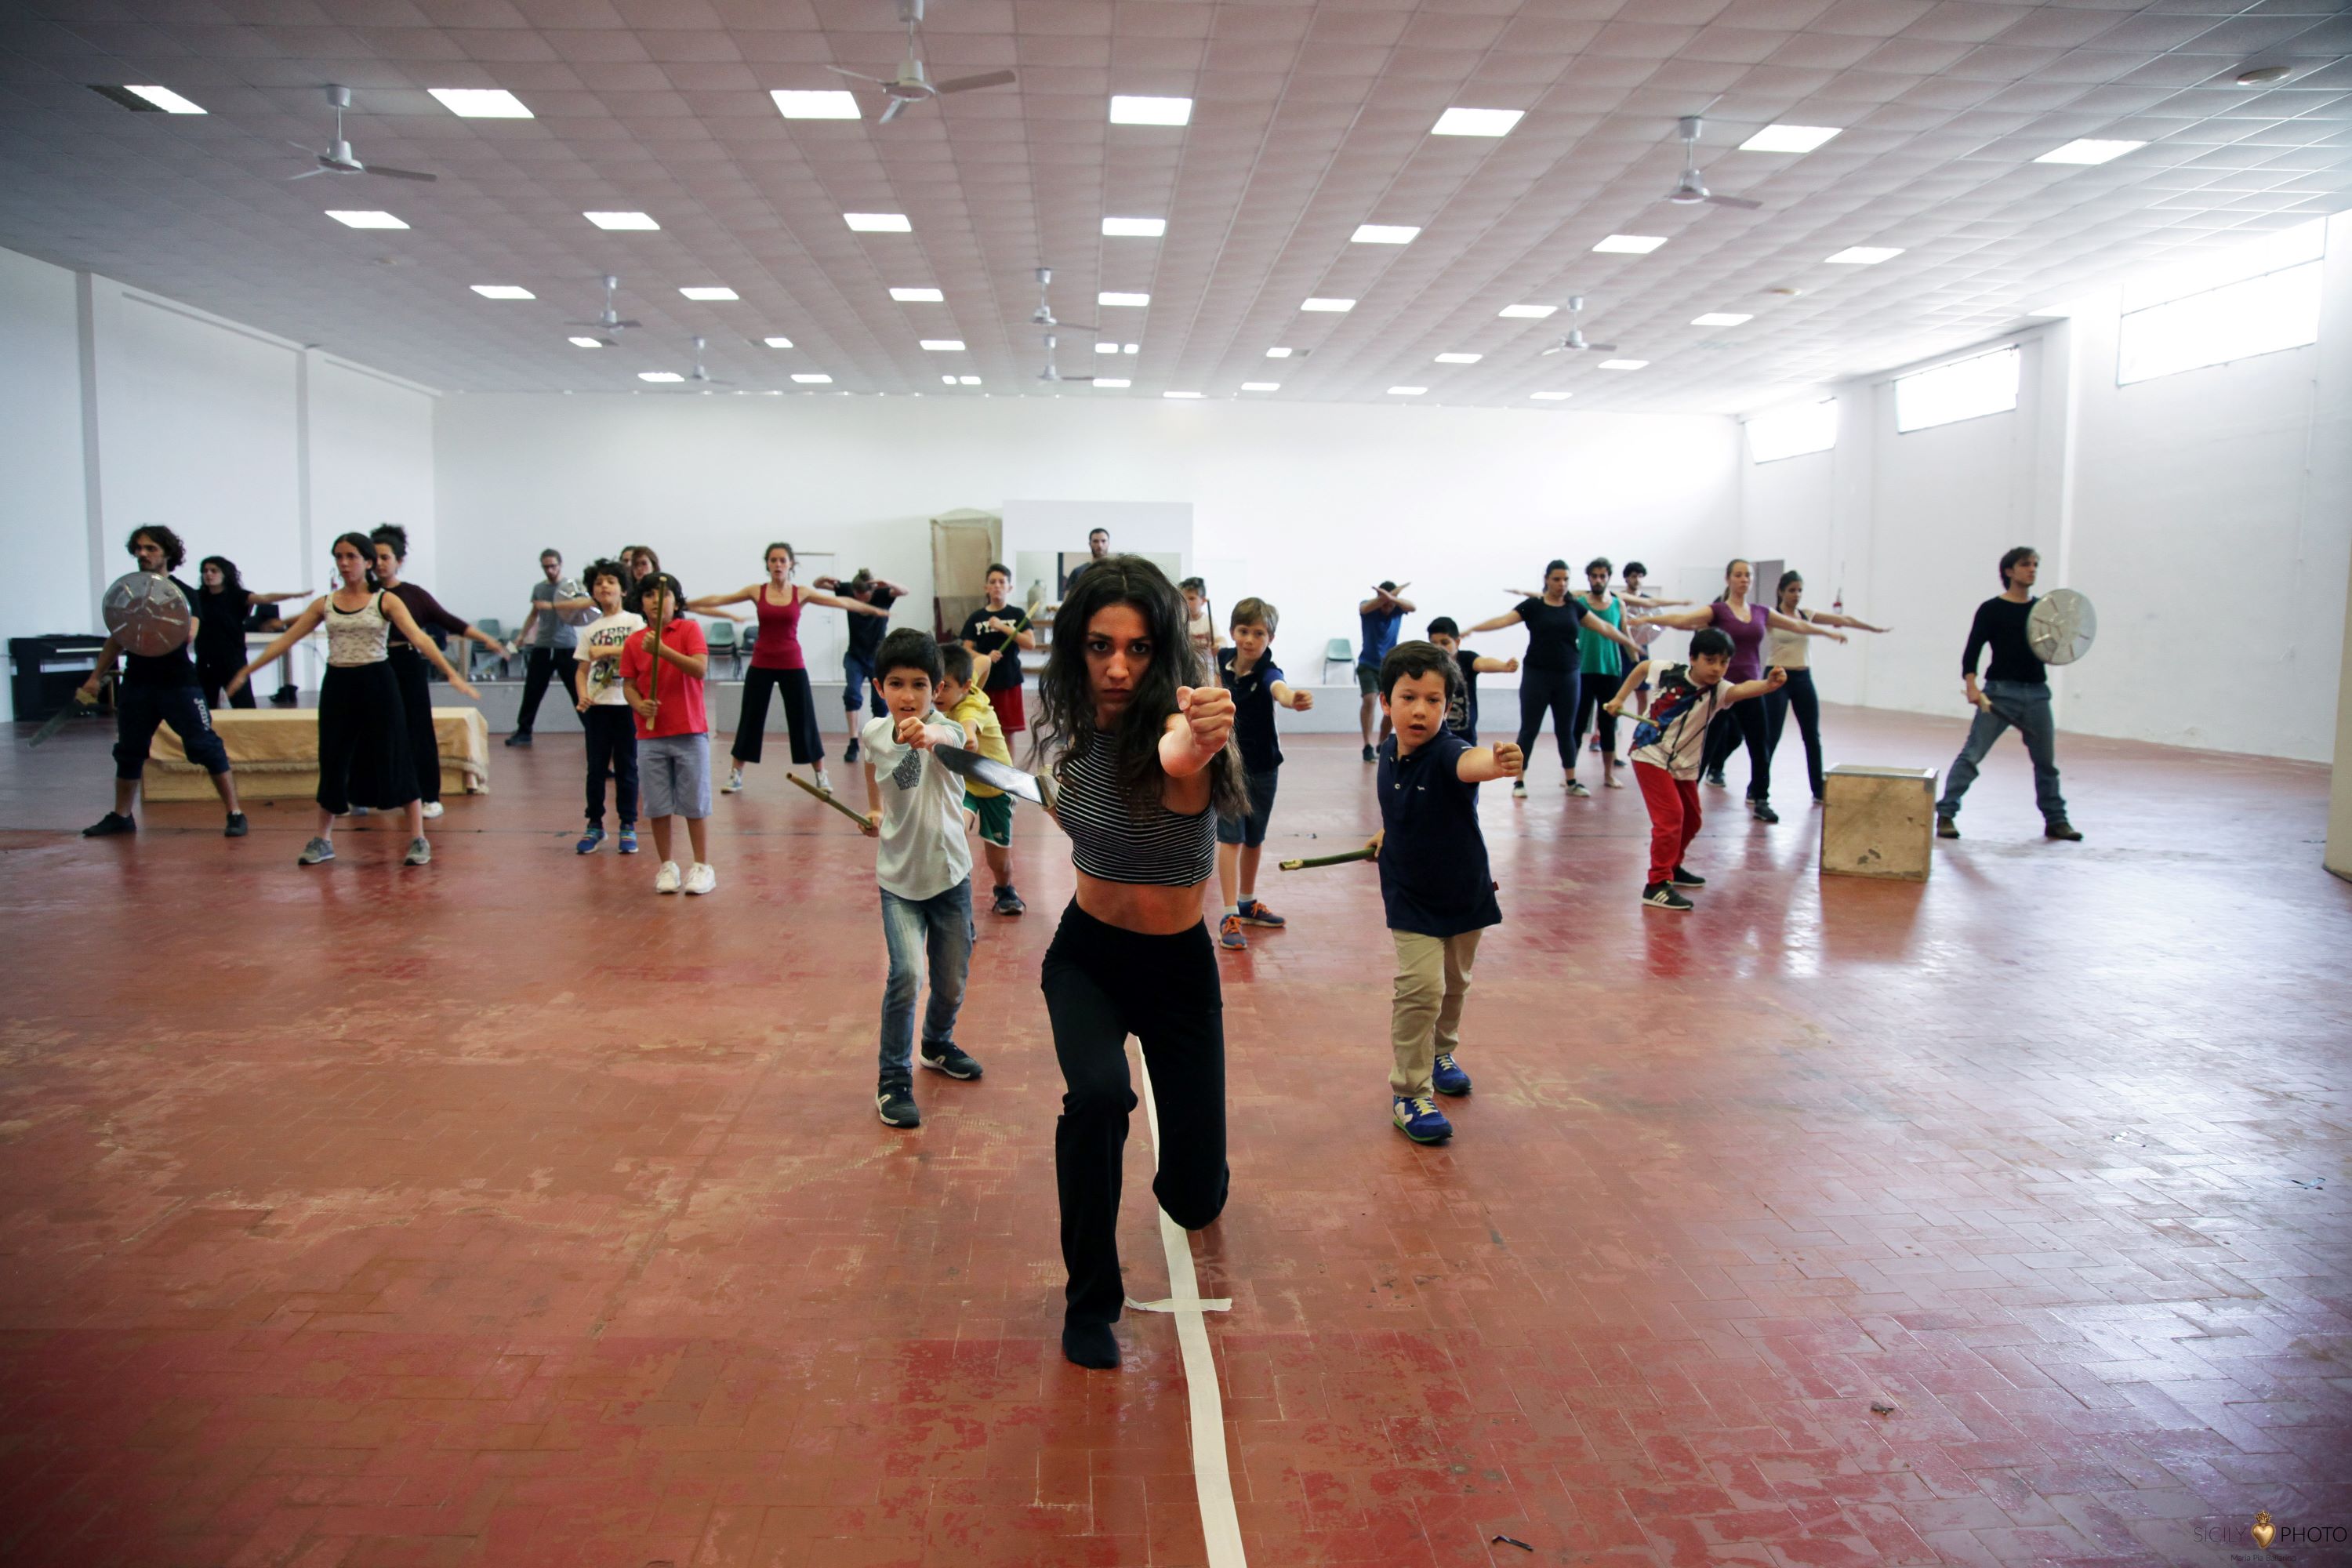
[2027,588,2096,666]
[102,572,193,658]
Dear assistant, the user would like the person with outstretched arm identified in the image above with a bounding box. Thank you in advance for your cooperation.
[1935,546,2079,843]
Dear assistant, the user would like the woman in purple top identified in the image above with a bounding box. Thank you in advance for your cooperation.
[372,525,509,818]
[1632,558,1842,822]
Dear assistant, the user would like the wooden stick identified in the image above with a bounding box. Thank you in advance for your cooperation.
[788,770,873,829]
[1279,846,1377,871]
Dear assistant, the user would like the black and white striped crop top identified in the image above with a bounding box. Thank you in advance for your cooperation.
[1055,731,1217,887]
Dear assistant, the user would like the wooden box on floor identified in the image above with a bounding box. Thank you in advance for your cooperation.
[1820,764,1936,881]
[144,708,490,801]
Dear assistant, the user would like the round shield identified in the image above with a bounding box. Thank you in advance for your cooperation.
[557,576,601,628]
[102,572,192,658]
[2027,588,2096,666]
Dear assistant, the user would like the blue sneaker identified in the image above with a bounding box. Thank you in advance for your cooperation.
[617,826,639,855]
[1392,1095,1453,1143]
[1218,913,1247,951]
[1236,898,1286,929]
[575,826,604,855]
[1431,1052,1471,1097]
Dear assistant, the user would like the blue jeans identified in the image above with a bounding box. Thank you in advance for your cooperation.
[878,877,973,1086]
[1938,680,2067,823]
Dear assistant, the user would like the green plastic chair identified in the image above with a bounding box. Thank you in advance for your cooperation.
[1322,637,1353,684]
[706,619,742,679]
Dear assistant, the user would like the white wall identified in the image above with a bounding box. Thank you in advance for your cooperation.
[0,245,437,718]
[430,394,1744,688]
[1744,210,2352,762]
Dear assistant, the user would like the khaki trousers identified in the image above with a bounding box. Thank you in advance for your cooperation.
[1389,928,1481,1098]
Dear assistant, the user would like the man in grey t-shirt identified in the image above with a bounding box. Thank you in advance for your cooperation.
[506,548,593,746]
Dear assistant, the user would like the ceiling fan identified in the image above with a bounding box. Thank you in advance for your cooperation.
[1028,267,1097,333]
[1037,334,1097,385]
[830,0,1017,125]
[565,275,642,341]
[684,336,731,386]
[1665,115,1759,210]
[289,84,437,182]
[1540,297,1617,356]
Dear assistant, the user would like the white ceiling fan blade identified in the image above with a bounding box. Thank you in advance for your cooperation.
[1588,342,1618,352]
[935,70,1016,94]
[286,165,330,181]
[365,165,437,182]
[1704,193,1762,210]
[1541,343,1566,355]
[827,66,892,85]
[877,96,909,124]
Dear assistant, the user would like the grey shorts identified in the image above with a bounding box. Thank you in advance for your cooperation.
[640,732,711,820]
[1356,662,1381,697]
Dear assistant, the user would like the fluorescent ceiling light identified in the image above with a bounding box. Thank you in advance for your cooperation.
[638,371,683,383]
[471,285,534,299]
[1692,312,1753,327]
[1499,303,1555,319]
[792,373,833,384]
[1265,347,1293,358]
[1739,123,1840,154]
[1388,386,1428,396]
[1109,95,1191,125]
[429,88,531,118]
[942,375,958,386]
[2035,138,2146,166]
[568,336,604,348]
[1096,342,1120,354]
[1530,390,1573,401]
[1123,343,1138,354]
[1825,246,1903,265]
[1163,390,1204,399]
[1432,107,1522,138]
[1434,352,1483,364]
[959,376,982,386]
[122,85,205,114]
[763,336,794,348]
[920,339,966,351]
[1352,224,1421,245]
[1301,297,1355,312]
[774,89,861,120]
[325,209,407,229]
[1102,216,1166,238]
[1242,382,1279,391]
[1598,359,1648,371]
[891,287,945,303]
[844,212,911,232]
[1094,378,1132,388]
[679,286,738,300]
[1098,292,1150,307]
[1593,234,1667,255]
[584,210,659,230]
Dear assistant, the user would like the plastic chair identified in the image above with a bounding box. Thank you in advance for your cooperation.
[470,618,509,681]
[706,619,742,679]
[1322,637,1353,684]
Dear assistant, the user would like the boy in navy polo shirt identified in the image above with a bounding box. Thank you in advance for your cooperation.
[1369,641,1524,1143]
[1214,597,1315,951]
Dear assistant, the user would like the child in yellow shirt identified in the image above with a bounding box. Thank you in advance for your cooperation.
[937,644,1022,916]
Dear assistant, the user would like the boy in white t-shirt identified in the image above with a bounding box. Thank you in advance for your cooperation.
[858,628,983,1130]
[1606,626,1784,913]
[572,559,645,855]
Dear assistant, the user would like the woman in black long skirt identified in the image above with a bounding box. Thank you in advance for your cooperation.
[370,524,509,818]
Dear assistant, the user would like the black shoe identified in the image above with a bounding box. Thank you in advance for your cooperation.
[1704,770,1726,789]
[844,738,862,765]
[992,884,1026,916]
[2045,820,2082,842]
[1750,800,1779,824]
[1362,744,1377,763]
[1669,864,1705,887]
[82,811,135,838]
[920,1043,983,1080]
[504,731,532,747]
[223,813,249,838]
[1641,880,1693,912]
[1936,817,1959,840]
[270,686,298,707]
[1062,1319,1120,1369]
[876,1083,920,1127]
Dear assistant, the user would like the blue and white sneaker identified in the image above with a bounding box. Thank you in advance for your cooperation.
[576,826,604,855]
[617,826,640,855]
[1392,1095,1453,1144]
[1431,1052,1472,1097]
[1236,898,1286,929]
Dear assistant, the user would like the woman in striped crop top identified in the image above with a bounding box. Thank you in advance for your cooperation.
[1030,556,1246,1370]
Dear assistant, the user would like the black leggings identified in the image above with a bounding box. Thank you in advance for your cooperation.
[197,646,256,712]
[1040,902,1229,1327]
[1765,668,1824,800]
[1514,666,1581,771]
[1701,695,1773,802]
[388,648,441,804]
[1571,673,1618,757]
[732,666,824,766]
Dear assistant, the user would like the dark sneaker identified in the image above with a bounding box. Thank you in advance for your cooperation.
[992,884,1026,916]
[844,738,862,765]
[1669,864,1706,887]
[920,1043,983,1080]
[1431,1052,1471,1096]
[503,731,532,747]
[269,686,298,707]
[82,812,135,838]
[1062,1319,1120,1369]
[1236,898,1285,928]
[1641,880,1693,912]
[1362,744,1377,763]
[1936,816,1960,840]
[1218,913,1247,951]
[2045,820,2082,841]
[618,826,639,854]
[223,813,249,838]
[297,836,335,866]
[1392,1095,1454,1143]
[876,1083,920,1127]
[1704,770,1726,788]
[576,826,604,855]
[1750,800,1779,823]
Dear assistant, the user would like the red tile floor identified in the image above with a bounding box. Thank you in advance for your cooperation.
[2,706,2347,1568]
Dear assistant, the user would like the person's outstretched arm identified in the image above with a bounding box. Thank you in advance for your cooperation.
[1464,608,1525,635]
[1634,607,1715,632]
[383,596,481,698]
[1810,611,1888,633]
[1766,608,1845,642]
[1602,661,1652,713]
[226,598,328,694]
[1725,667,1788,706]
[1581,608,1643,656]
[1456,739,1526,784]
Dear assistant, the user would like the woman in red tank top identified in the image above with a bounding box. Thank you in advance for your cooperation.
[690,543,888,796]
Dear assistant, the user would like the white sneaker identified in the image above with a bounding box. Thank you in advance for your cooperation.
[812,770,833,793]
[684,862,717,895]
[721,766,745,794]
[422,800,445,818]
[1512,779,1527,799]
[655,860,682,894]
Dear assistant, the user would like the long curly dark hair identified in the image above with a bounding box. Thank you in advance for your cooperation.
[198,555,244,597]
[1031,554,1247,818]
